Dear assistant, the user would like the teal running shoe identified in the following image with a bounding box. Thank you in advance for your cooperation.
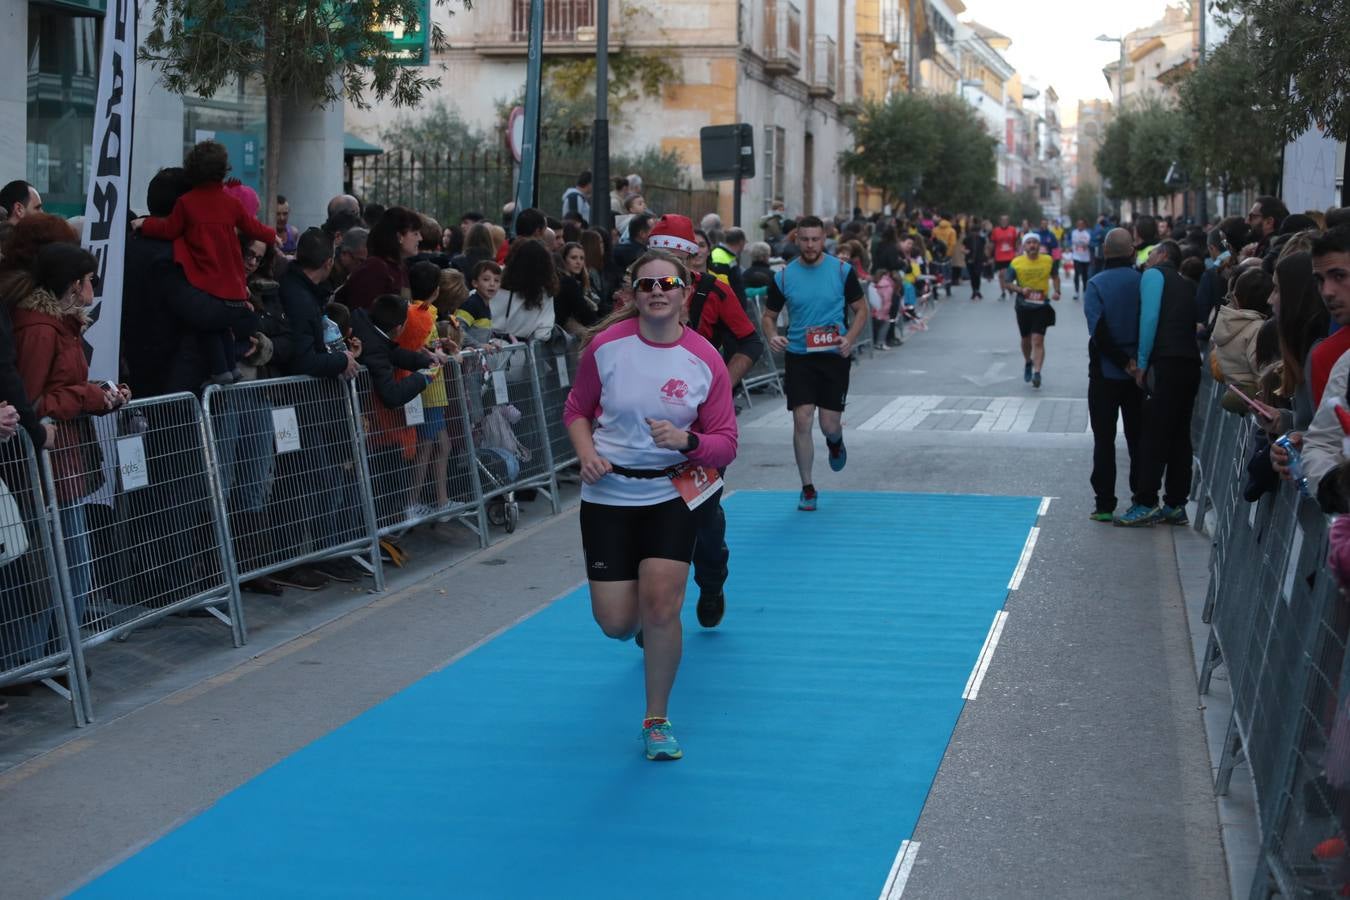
[642,719,682,761]
[1113,504,1161,527]
[1159,504,1189,526]
[798,486,818,511]
[827,438,847,472]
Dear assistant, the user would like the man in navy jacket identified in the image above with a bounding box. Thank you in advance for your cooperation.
[1083,228,1144,522]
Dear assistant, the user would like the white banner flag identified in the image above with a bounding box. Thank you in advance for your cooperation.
[81,0,136,382]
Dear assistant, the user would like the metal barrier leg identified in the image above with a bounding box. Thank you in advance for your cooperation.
[1215,711,1245,796]
[1198,627,1222,695]
[525,345,562,517]
[40,487,92,726]
[346,380,386,593]
[198,396,247,647]
[452,355,491,549]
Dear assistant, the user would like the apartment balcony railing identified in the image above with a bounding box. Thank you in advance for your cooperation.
[764,0,802,76]
[808,35,836,98]
[840,61,863,111]
[509,0,595,43]
[854,40,863,98]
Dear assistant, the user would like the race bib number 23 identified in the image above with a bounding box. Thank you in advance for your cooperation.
[668,463,723,511]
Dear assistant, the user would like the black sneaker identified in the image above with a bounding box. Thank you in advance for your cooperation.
[1032,371,1042,389]
[697,590,725,628]
[272,566,329,591]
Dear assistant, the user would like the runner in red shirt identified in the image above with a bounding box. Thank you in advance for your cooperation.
[990,215,1020,302]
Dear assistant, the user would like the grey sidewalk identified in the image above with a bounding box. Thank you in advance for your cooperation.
[0,280,1228,898]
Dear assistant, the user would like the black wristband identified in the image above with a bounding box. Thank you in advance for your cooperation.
[683,431,700,454]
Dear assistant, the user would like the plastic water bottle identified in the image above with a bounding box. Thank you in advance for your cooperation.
[1275,434,1310,497]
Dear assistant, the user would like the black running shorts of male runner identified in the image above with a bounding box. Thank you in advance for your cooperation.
[783,351,851,411]
[1015,303,1054,337]
[580,494,715,581]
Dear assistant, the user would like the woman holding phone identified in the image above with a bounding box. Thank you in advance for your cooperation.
[563,250,739,761]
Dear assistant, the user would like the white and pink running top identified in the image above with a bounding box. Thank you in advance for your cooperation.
[563,318,739,506]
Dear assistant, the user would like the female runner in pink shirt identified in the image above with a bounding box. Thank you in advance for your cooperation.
[564,250,739,760]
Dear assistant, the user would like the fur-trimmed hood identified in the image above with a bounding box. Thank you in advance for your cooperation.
[16,286,89,326]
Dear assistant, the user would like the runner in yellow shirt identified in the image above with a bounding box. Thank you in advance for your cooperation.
[1000,234,1061,389]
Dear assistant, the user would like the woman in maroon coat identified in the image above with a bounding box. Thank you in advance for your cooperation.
[12,243,129,633]
[336,206,421,311]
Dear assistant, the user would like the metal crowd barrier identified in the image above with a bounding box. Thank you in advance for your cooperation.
[203,375,384,612]
[41,394,243,723]
[1189,383,1350,898]
[529,337,581,473]
[457,343,560,533]
[0,430,85,725]
[352,363,488,547]
[739,291,784,405]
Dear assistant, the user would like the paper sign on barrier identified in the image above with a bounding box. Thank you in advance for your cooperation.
[557,356,570,388]
[116,435,149,491]
[272,407,302,453]
[492,370,509,406]
[404,394,425,426]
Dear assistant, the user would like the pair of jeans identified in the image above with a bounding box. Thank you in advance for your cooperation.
[14,503,97,657]
[214,389,275,513]
[1135,359,1203,508]
[691,492,728,596]
[1088,376,1144,512]
[1073,262,1091,295]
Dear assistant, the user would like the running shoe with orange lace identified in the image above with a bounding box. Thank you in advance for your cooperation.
[642,717,682,760]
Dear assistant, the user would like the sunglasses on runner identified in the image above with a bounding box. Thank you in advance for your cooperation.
[633,275,686,293]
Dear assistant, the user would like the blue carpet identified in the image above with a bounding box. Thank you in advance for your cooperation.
[78,491,1040,899]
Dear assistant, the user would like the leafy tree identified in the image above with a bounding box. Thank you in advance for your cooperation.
[1067,181,1105,225]
[983,186,1043,224]
[1096,110,1136,203]
[921,96,999,212]
[141,0,468,222]
[841,93,997,211]
[1126,97,1186,207]
[1213,0,1350,142]
[1176,22,1282,194]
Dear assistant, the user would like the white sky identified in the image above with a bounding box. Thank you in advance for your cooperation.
[956,0,1175,124]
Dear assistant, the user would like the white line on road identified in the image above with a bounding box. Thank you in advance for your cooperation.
[963,611,1009,700]
[879,840,922,900]
[1038,496,1053,516]
[1007,526,1040,591]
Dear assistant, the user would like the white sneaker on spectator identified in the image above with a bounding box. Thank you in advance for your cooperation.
[405,503,434,521]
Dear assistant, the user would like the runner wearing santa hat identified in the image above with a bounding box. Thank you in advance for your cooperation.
[643,213,763,629]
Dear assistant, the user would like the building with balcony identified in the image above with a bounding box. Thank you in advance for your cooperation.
[855,0,911,107]
[915,0,962,96]
[346,0,863,233]
[1072,98,1112,204]
[952,20,1012,187]
[1102,3,1197,109]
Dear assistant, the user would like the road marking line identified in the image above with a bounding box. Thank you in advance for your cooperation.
[879,839,921,900]
[1008,526,1040,590]
[963,611,1009,700]
[1038,496,1053,516]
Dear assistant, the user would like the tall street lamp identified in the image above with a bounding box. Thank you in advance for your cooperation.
[1095,34,1125,113]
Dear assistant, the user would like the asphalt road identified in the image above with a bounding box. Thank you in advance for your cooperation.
[0,273,1226,898]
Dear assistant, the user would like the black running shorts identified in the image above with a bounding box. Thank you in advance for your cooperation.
[580,494,712,581]
[783,351,851,412]
[1015,303,1054,337]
